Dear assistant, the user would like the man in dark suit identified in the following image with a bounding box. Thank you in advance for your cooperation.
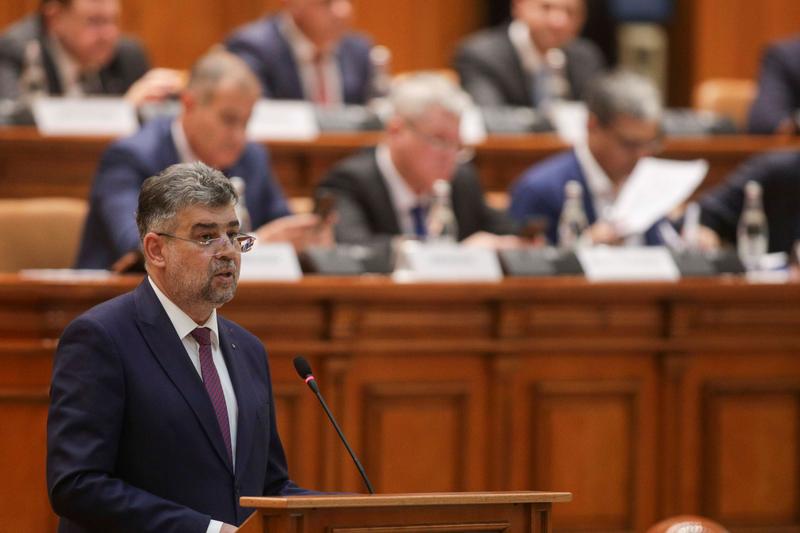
[747,36,800,134]
[509,70,665,246]
[0,0,182,105]
[225,0,373,105]
[316,72,516,258]
[696,150,800,255]
[76,50,330,271]
[453,0,605,108]
[48,162,312,533]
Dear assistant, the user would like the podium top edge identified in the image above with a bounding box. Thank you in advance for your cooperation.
[240,491,573,509]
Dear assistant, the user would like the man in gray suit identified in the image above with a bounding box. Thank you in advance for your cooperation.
[0,0,182,105]
[316,72,518,263]
[454,0,605,108]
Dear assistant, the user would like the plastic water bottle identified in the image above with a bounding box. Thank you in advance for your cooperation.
[737,180,768,271]
[557,180,588,249]
[425,179,458,243]
[368,45,392,100]
[230,177,252,234]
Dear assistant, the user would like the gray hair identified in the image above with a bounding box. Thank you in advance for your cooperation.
[136,162,237,239]
[186,48,261,104]
[585,70,663,126]
[389,71,471,121]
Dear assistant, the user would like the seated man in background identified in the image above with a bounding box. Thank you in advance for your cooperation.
[316,72,518,258]
[696,150,800,255]
[76,49,331,271]
[509,70,665,246]
[226,0,374,105]
[747,35,800,134]
[453,0,605,108]
[0,0,183,105]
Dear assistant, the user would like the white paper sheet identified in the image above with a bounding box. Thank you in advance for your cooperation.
[610,157,709,235]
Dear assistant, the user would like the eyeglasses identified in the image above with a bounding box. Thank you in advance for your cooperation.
[404,120,475,163]
[156,232,256,254]
[607,127,664,154]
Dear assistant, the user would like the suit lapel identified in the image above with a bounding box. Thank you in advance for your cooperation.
[369,151,403,234]
[133,281,233,473]
[218,321,257,482]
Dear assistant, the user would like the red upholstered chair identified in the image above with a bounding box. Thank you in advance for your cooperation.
[646,515,729,533]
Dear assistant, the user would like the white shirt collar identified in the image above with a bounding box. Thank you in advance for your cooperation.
[44,34,84,96]
[375,143,428,235]
[574,142,616,219]
[508,19,544,74]
[171,119,200,164]
[148,276,219,346]
[280,12,323,63]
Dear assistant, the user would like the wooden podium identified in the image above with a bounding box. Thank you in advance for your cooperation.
[237,491,571,533]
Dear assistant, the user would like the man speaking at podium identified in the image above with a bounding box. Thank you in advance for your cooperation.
[47,163,311,532]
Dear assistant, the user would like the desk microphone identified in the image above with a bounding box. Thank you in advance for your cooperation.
[293,356,375,494]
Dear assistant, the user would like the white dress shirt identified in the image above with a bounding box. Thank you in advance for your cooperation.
[508,19,544,76]
[148,277,238,533]
[375,143,429,236]
[171,119,200,163]
[279,13,343,105]
[574,143,645,245]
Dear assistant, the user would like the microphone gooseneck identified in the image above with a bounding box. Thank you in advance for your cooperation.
[292,356,375,494]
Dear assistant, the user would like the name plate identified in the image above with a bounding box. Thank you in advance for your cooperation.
[239,243,302,281]
[247,100,319,141]
[577,246,680,282]
[32,97,138,136]
[393,242,503,282]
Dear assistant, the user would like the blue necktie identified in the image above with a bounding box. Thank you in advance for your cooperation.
[410,204,427,238]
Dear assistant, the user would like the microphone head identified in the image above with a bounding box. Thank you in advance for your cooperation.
[293,356,313,380]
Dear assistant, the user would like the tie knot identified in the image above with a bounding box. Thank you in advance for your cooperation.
[191,327,212,346]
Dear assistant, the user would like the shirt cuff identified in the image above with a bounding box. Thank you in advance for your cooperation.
[207,519,223,533]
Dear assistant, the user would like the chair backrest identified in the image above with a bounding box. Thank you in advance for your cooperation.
[646,515,730,533]
[0,198,88,272]
[693,78,756,130]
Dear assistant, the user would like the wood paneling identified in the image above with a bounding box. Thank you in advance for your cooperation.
[2,128,800,203]
[1,276,800,532]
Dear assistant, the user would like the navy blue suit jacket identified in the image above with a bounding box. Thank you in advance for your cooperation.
[508,150,663,245]
[47,280,309,532]
[225,15,373,104]
[699,150,800,254]
[747,36,800,134]
[75,117,291,269]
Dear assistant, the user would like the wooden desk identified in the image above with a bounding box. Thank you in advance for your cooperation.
[1,127,798,200]
[1,274,799,532]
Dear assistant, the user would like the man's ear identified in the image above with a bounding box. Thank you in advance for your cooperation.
[142,233,167,268]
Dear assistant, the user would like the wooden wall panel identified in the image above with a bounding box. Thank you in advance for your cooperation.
[702,383,800,529]
[663,351,800,532]
[0,345,57,533]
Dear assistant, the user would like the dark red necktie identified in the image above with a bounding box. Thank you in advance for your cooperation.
[191,327,233,464]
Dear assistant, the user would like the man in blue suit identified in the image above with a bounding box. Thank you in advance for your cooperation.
[48,162,312,532]
[225,0,374,105]
[509,70,665,246]
[747,36,800,134]
[76,49,329,271]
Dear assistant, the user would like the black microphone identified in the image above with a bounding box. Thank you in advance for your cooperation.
[293,356,375,494]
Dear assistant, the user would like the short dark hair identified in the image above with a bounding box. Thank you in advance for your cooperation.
[585,70,662,126]
[136,162,237,240]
